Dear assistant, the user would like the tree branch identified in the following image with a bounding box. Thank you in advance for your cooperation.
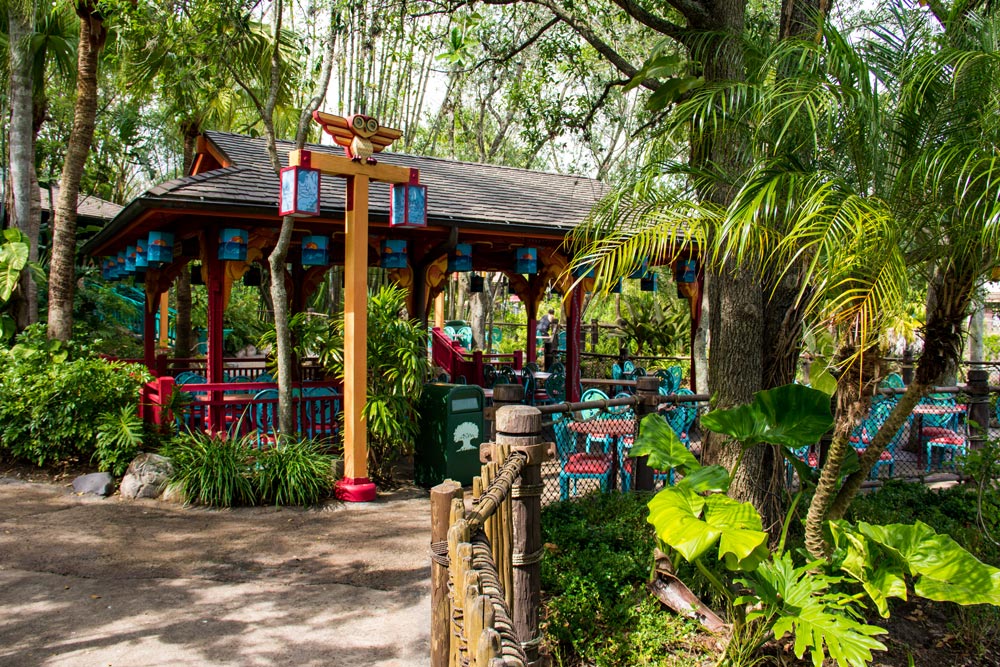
[607,0,691,40]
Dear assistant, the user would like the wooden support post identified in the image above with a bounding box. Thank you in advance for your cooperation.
[489,384,525,440]
[590,318,598,353]
[336,175,377,501]
[206,233,225,433]
[159,291,170,348]
[633,376,661,491]
[967,369,990,453]
[434,292,446,329]
[431,481,464,667]
[143,293,157,372]
[566,287,583,402]
[495,405,549,667]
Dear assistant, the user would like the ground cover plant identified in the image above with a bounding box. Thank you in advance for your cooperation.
[540,491,714,667]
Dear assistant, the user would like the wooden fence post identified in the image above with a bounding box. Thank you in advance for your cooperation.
[495,404,548,667]
[633,376,660,492]
[487,383,525,441]
[431,480,464,667]
[967,368,990,453]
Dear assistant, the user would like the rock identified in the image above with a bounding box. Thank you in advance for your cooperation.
[73,472,114,497]
[119,454,174,500]
[160,483,186,504]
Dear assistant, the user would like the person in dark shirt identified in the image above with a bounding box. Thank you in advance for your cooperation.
[536,309,556,337]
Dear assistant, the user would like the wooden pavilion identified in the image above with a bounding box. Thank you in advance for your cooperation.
[81,129,701,498]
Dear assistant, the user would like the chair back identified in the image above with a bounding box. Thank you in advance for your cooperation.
[664,388,698,444]
[521,369,536,405]
[579,388,609,421]
[253,388,280,446]
[496,366,518,385]
[551,413,576,463]
[881,373,905,389]
[545,370,566,403]
[483,364,496,388]
[917,393,958,429]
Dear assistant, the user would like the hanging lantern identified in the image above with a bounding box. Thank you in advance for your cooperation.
[515,248,537,274]
[390,169,427,228]
[146,231,174,266]
[675,259,697,284]
[380,239,408,269]
[641,273,658,292]
[191,263,205,285]
[629,259,649,280]
[279,164,321,217]
[116,251,128,277]
[243,266,262,287]
[135,238,148,270]
[102,257,114,280]
[448,243,472,272]
[301,234,330,266]
[571,265,595,279]
[219,228,249,261]
[125,245,137,273]
[470,275,485,293]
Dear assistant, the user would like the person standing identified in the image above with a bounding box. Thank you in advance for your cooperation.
[536,309,556,338]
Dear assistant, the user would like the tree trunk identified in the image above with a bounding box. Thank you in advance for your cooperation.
[174,265,193,358]
[969,303,984,363]
[8,7,36,330]
[470,285,486,349]
[47,7,106,341]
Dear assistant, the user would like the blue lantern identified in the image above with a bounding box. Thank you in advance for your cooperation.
[102,257,113,280]
[279,165,321,217]
[629,259,649,279]
[146,231,174,266]
[125,245,137,273]
[675,259,697,284]
[571,265,595,279]
[515,248,537,274]
[301,234,330,266]
[219,228,249,261]
[135,238,148,269]
[448,243,472,272]
[380,239,408,269]
[390,169,427,228]
[641,274,658,292]
[117,251,128,277]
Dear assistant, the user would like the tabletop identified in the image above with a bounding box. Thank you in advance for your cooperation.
[912,404,966,415]
[566,418,636,437]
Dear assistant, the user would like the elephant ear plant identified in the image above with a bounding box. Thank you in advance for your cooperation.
[630,383,1000,667]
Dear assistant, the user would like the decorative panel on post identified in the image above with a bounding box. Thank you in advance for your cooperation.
[300,235,330,266]
[449,243,473,272]
[219,228,248,262]
[147,231,174,266]
[279,164,321,217]
[380,239,408,269]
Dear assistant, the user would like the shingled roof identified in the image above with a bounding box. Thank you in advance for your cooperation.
[39,185,123,222]
[83,131,608,256]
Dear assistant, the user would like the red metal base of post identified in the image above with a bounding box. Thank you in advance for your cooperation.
[335,477,377,502]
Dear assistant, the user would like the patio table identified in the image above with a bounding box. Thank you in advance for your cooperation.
[908,403,966,468]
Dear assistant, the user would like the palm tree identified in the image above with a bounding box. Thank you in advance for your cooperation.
[46,0,107,341]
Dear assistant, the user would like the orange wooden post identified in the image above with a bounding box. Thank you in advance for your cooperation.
[434,292,445,329]
[158,292,170,348]
[337,174,377,501]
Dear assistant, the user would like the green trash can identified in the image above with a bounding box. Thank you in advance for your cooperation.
[416,383,485,487]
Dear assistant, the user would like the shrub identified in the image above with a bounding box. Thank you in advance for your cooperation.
[0,328,150,466]
[94,405,145,477]
[161,432,256,507]
[255,439,335,506]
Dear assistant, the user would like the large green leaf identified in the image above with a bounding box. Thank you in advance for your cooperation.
[742,553,888,667]
[628,413,701,473]
[0,230,30,304]
[647,485,768,570]
[828,520,907,617]
[676,464,730,493]
[701,383,833,449]
[855,521,1000,606]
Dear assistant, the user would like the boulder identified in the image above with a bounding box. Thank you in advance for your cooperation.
[73,472,114,497]
[119,453,174,500]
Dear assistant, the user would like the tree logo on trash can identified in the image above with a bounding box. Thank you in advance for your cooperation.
[454,422,480,452]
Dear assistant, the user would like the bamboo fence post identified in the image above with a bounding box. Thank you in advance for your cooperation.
[633,376,661,491]
[490,383,524,440]
[476,628,502,667]
[448,515,470,667]
[495,404,549,667]
[431,481,464,667]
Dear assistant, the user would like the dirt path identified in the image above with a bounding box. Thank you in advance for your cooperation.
[0,478,431,666]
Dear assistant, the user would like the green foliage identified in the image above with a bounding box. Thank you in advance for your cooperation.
[738,553,887,667]
[0,327,150,466]
[94,404,145,477]
[700,384,834,450]
[540,492,711,667]
[610,290,689,356]
[255,439,334,507]
[160,432,257,508]
[160,430,335,508]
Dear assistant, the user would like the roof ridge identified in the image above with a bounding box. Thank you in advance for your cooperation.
[147,165,246,196]
[203,130,601,183]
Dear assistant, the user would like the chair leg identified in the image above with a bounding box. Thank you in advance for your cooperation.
[559,475,569,501]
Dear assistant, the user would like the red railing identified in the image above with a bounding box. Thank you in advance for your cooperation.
[141,376,342,446]
[430,327,522,385]
[111,355,327,382]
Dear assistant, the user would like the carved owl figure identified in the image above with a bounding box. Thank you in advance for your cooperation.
[312,110,403,164]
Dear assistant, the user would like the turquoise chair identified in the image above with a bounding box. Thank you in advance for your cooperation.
[543,370,566,404]
[253,388,279,447]
[302,386,340,444]
[579,388,614,453]
[661,388,698,447]
[849,398,900,478]
[553,412,612,500]
[918,394,967,472]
